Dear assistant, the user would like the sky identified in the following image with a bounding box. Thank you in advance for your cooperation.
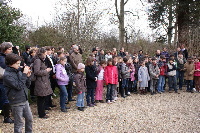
[10,0,154,39]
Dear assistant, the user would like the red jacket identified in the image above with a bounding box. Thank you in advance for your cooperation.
[104,65,118,85]
[194,62,200,76]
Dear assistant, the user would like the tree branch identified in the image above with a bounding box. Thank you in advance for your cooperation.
[124,0,129,5]
[115,0,120,22]
[140,0,144,6]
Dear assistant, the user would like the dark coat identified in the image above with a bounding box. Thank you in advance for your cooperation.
[0,53,6,84]
[74,72,86,93]
[44,55,56,77]
[33,58,53,96]
[3,67,31,105]
[85,65,97,89]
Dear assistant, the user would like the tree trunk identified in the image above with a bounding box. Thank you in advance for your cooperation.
[177,0,191,47]
[119,0,125,49]
[77,0,80,42]
[167,3,173,46]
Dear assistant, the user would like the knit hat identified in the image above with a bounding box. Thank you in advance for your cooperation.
[77,63,85,69]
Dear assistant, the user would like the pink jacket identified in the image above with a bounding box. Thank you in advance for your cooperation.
[104,65,118,85]
[194,62,200,77]
[130,64,135,81]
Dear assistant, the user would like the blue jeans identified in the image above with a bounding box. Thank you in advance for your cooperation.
[157,75,165,92]
[168,76,177,92]
[0,84,9,110]
[59,85,68,110]
[106,84,115,100]
[186,80,193,91]
[86,88,95,104]
[122,79,129,95]
[76,92,85,107]
[176,71,184,89]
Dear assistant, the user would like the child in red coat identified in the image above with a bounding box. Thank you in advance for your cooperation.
[104,58,118,103]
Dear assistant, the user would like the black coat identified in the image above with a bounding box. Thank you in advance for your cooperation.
[85,65,97,89]
[3,67,31,105]
[44,55,56,77]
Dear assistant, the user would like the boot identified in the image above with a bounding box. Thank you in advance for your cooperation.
[3,103,14,123]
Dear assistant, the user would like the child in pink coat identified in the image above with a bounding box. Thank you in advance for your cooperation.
[194,57,200,92]
[104,58,118,103]
[95,60,107,103]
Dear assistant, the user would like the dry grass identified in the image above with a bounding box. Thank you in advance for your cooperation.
[1,89,200,133]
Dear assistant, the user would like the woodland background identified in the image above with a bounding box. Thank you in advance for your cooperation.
[0,0,200,56]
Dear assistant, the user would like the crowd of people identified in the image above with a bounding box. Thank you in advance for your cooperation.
[0,42,200,133]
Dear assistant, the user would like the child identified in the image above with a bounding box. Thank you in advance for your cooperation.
[113,56,119,101]
[95,60,107,103]
[167,58,179,93]
[104,58,118,103]
[176,52,186,90]
[117,57,123,96]
[157,55,167,93]
[133,57,140,93]
[138,60,150,94]
[149,57,160,95]
[85,57,97,107]
[184,57,195,93]
[74,63,86,111]
[3,53,33,133]
[194,57,200,92]
[55,57,70,112]
[121,57,131,97]
[128,57,135,92]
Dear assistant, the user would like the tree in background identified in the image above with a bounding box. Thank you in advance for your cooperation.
[148,0,176,45]
[0,1,24,44]
[28,26,67,48]
[148,0,200,51]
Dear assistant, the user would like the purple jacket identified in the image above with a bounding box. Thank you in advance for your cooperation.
[55,64,69,85]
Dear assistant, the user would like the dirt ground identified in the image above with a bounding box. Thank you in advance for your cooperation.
[1,89,200,133]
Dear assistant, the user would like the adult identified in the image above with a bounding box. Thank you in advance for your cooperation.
[33,48,52,118]
[28,48,37,102]
[138,50,144,61]
[161,47,170,61]
[118,47,126,58]
[175,51,186,90]
[4,53,33,133]
[112,48,118,57]
[155,49,161,61]
[69,45,83,73]
[174,47,181,58]
[0,42,14,123]
[99,49,105,62]
[44,46,57,110]
[22,45,31,65]
[92,47,99,63]
[105,51,112,62]
[180,44,188,59]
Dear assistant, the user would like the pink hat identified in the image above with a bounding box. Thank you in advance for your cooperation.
[77,63,85,69]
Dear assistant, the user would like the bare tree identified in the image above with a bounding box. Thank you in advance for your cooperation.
[115,0,129,50]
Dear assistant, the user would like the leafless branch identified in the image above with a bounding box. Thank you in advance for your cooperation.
[124,0,129,5]
[140,0,144,6]
[115,0,120,21]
